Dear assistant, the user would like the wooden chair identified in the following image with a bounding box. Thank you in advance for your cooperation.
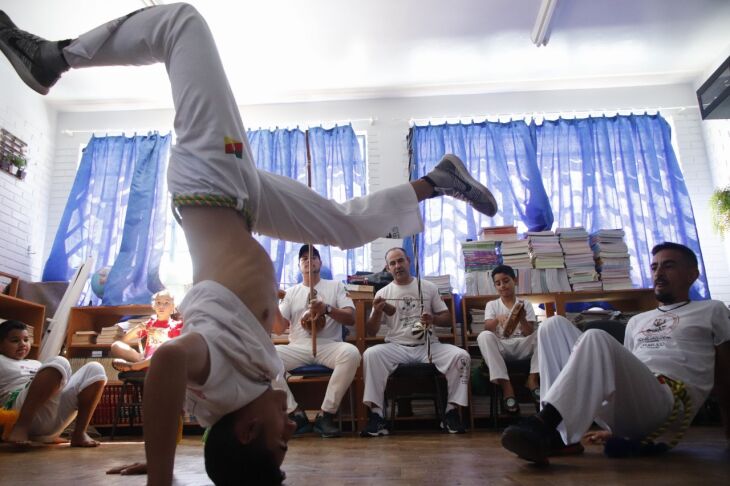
[384,362,446,432]
[286,364,356,433]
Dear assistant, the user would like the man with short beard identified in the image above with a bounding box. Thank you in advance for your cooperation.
[501,242,730,464]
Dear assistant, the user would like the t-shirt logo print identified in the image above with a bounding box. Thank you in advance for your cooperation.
[637,314,679,349]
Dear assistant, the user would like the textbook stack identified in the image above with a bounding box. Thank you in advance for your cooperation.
[526,230,571,293]
[96,324,124,345]
[345,283,375,300]
[590,229,634,290]
[462,240,500,295]
[479,225,519,243]
[71,330,98,345]
[423,275,453,295]
[556,227,602,291]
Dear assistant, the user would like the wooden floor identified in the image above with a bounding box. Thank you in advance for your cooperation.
[0,426,728,485]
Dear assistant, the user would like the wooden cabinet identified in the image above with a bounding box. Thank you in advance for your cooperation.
[64,304,152,358]
[0,294,45,359]
[461,288,657,347]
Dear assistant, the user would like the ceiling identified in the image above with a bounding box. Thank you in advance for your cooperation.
[1,0,729,110]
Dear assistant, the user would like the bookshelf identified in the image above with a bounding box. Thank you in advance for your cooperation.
[0,294,45,359]
[65,304,152,358]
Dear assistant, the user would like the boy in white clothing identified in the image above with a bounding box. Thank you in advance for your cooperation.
[0,4,499,485]
[477,264,539,415]
[0,319,107,447]
[501,242,730,465]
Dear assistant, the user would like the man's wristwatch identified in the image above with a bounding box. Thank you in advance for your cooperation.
[325,304,332,315]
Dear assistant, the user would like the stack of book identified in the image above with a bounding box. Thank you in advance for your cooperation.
[525,268,572,293]
[479,225,519,242]
[462,240,500,272]
[557,227,602,291]
[590,229,634,290]
[423,275,453,295]
[462,240,500,295]
[500,239,532,270]
[71,330,98,345]
[96,324,124,345]
[528,230,565,269]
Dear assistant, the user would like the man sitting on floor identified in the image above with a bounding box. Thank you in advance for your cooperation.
[501,241,730,464]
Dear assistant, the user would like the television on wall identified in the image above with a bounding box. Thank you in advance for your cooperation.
[697,55,730,120]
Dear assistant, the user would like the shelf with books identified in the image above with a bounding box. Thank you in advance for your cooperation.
[64,304,152,358]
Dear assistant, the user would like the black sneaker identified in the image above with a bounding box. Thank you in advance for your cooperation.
[501,415,554,465]
[423,154,498,217]
[0,11,69,95]
[313,412,341,438]
[440,408,466,434]
[289,411,312,436]
[547,428,584,457]
[360,412,389,437]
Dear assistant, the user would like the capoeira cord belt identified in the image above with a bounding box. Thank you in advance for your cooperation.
[172,194,253,229]
[643,375,693,449]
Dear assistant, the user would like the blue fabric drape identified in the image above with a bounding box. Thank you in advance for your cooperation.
[247,125,367,284]
[533,114,709,298]
[43,133,171,305]
[409,121,553,291]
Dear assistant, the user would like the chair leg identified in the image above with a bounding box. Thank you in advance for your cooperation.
[348,386,356,434]
[432,373,445,425]
[111,381,128,441]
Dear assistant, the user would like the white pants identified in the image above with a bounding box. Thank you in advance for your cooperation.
[539,316,674,445]
[272,341,361,414]
[476,331,538,383]
[14,357,107,440]
[362,342,470,413]
[63,3,422,249]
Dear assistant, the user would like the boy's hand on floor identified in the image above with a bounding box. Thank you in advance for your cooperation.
[107,462,148,475]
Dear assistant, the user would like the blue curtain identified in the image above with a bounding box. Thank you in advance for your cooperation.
[43,133,171,305]
[409,121,553,291]
[247,125,367,285]
[533,114,709,298]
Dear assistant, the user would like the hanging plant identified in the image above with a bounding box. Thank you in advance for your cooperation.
[710,187,730,236]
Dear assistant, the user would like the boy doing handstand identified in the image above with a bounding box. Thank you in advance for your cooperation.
[0,4,499,485]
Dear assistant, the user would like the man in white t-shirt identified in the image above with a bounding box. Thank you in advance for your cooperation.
[272,245,359,438]
[361,247,470,436]
[501,242,730,465]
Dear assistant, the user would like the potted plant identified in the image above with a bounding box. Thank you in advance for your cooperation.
[10,155,27,180]
[0,154,11,173]
[710,187,730,236]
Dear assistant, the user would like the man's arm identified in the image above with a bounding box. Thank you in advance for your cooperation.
[715,340,730,445]
[366,296,392,337]
[143,332,210,486]
[431,309,451,327]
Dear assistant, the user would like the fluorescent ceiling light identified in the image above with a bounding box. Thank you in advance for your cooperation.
[531,0,558,47]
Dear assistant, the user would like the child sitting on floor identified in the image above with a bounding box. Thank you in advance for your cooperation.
[0,319,107,447]
[476,264,539,414]
[111,290,182,372]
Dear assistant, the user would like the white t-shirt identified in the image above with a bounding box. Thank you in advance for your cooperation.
[180,280,284,428]
[371,279,448,345]
[484,298,537,339]
[625,299,730,412]
[0,355,39,406]
[279,280,354,344]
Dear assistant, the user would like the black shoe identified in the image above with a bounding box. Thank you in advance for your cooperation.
[501,415,554,465]
[423,154,498,217]
[547,428,584,457]
[313,412,341,438]
[360,412,389,437]
[440,408,466,434]
[289,411,312,436]
[0,11,69,95]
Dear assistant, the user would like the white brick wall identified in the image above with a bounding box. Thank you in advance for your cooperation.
[0,70,56,281]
